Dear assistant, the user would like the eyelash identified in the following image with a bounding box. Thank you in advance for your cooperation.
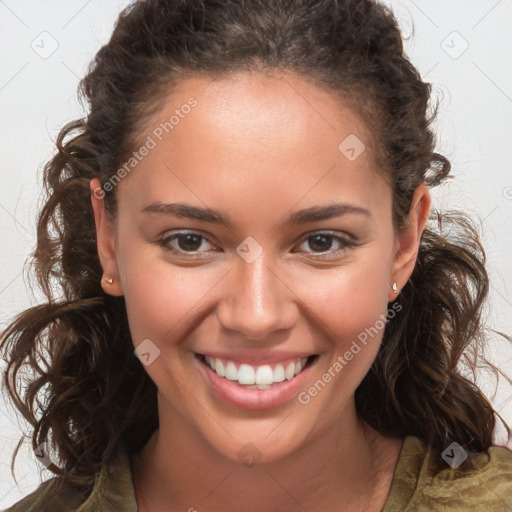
[156,230,356,260]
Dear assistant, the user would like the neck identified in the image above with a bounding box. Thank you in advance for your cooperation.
[132,395,401,512]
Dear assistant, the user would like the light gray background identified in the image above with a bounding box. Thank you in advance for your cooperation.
[1,0,511,508]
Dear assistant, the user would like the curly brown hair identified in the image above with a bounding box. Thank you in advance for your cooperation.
[1,0,510,493]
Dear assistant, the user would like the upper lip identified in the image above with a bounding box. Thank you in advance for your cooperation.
[196,351,317,366]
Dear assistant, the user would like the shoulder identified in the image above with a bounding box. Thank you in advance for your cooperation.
[2,444,138,512]
[1,478,86,512]
[384,436,512,511]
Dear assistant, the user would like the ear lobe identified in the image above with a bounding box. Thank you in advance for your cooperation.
[89,178,124,296]
[389,183,431,301]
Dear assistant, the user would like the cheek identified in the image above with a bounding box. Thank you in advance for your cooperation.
[117,238,213,348]
[293,261,394,418]
[300,258,392,346]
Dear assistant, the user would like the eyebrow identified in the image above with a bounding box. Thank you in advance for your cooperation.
[141,201,371,228]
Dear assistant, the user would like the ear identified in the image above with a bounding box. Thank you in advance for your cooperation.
[389,182,431,302]
[90,179,124,296]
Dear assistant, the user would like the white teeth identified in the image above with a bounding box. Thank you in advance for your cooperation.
[225,361,238,380]
[215,359,225,377]
[255,365,274,385]
[204,356,309,387]
[238,364,256,385]
[273,364,285,382]
[285,362,296,380]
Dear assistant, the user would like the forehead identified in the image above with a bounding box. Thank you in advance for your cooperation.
[139,67,373,161]
[117,70,390,221]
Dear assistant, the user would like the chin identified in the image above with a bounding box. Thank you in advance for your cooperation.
[214,435,301,467]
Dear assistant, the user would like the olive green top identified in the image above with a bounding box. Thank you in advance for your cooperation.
[3,436,512,511]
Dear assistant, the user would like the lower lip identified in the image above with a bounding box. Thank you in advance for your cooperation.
[196,355,316,410]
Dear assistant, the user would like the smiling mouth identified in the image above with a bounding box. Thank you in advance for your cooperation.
[195,353,318,389]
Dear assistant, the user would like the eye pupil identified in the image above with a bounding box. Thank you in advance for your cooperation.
[309,234,332,252]
[178,234,202,251]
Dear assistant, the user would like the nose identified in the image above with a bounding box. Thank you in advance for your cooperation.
[216,250,298,340]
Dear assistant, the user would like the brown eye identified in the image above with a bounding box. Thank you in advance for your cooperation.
[296,232,356,258]
[158,231,216,255]
[307,234,336,252]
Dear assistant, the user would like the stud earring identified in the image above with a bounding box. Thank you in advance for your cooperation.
[392,282,398,293]
[102,276,114,285]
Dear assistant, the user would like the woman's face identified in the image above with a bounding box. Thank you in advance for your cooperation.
[91,70,429,464]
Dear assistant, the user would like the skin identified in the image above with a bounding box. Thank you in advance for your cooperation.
[90,70,430,511]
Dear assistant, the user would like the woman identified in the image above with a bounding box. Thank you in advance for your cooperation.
[1,0,511,510]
